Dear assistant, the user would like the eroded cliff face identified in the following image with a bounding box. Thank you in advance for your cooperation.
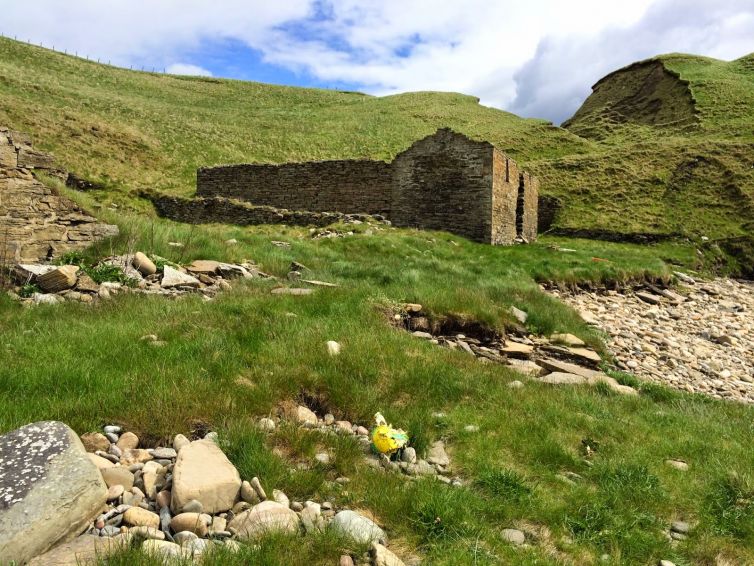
[0,127,118,263]
[563,60,699,138]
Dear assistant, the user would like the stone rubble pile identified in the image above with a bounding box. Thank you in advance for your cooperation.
[309,215,390,240]
[551,276,754,403]
[397,304,637,396]
[272,403,462,487]
[4,421,409,565]
[9,253,268,306]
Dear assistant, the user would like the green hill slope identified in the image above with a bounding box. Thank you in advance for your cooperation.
[0,36,588,201]
[1,38,752,258]
[540,54,754,245]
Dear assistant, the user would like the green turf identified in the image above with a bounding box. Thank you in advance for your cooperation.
[1,38,753,564]
[1,210,752,564]
[1,38,752,248]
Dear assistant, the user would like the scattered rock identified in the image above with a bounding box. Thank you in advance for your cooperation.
[37,266,79,293]
[141,539,184,559]
[670,520,690,534]
[240,481,260,504]
[426,441,450,467]
[173,434,190,453]
[170,512,209,537]
[330,510,385,545]
[132,252,156,276]
[161,265,200,289]
[116,431,139,451]
[130,526,165,541]
[100,467,134,490]
[665,459,689,471]
[228,501,300,540]
[26,535,123,566]
[372,542,406,566]
[509,306,528,324]
[540,372,587,385]
[171,439,242,514]
[501,528,526,545]
[506,359,544,377]
[294,405,318,426]
[123,507,160,529]
[636,291,663,305]
[550,333,585,347]
[80,432,110,453]
[327,340,342,356]
[271,287,314,296]
[250,477,267,501]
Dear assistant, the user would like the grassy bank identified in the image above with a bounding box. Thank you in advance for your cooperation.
[1,216,752,564]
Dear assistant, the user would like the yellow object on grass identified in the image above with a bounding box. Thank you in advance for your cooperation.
[371,412,409,455]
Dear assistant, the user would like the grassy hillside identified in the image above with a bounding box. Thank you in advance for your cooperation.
[0,36,588,202]
[542,54,754,244]
[1,37,754,564]
[1,38,752,248]
[4,211,754,565]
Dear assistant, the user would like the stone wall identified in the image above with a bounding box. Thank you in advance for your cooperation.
[187,128,539,245]
[197,160,392,215]
[0,127,118,263]
[491,148,520,245]
[146,193,350,228]
[391,129,495,243]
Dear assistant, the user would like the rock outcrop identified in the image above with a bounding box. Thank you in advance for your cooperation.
[0,127,118,263]
[0,421,108,563]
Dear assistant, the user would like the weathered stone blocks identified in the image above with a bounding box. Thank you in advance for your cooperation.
[193,128,539,245]
[0,126,119,263]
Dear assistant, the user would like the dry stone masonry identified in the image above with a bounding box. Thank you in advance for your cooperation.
[166,129,539,245]
[0,127,118,263]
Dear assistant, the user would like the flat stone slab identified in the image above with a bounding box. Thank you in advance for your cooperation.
[161,265,200,288]
[538,358,603,380]
[0,421,108,563]
[301,279,339,287]
[171,439,241,514]
[271,287,314,296]
[539,372,587,385]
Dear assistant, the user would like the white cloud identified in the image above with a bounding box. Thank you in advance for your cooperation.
[510,0,754,123]
[1,1,752,122]
[166,63,212,77]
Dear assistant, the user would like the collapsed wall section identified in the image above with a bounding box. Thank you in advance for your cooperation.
[197,159,392,215]
[0,127,118,263]
[391,128,495,243]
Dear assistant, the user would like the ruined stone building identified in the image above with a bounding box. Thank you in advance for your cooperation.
[190,129,538,244]
[0,128,118,263]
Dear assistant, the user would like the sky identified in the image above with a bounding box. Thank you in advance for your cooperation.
[2,1,753,124]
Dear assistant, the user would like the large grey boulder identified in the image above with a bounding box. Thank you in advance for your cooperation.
[0,421,108,563]
[330,510,386,545]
